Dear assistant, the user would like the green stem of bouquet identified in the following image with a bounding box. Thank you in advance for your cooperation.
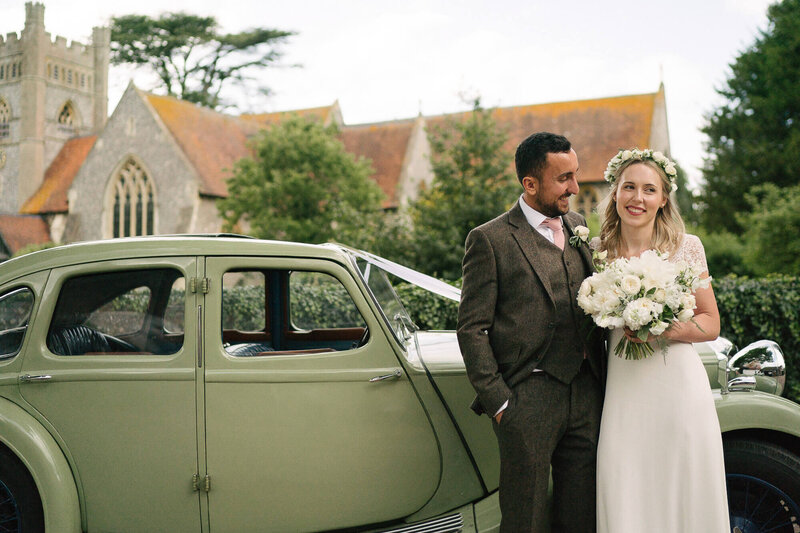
[615,337,655,360]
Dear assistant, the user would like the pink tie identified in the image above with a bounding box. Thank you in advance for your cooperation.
[541,217,565,250]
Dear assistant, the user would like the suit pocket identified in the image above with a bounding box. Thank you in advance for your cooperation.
[498,390,517,427]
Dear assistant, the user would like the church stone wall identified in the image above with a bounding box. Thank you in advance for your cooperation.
[64,86,200,242]
[0,84,21,213]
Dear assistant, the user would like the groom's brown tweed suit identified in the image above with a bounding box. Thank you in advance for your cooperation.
[457,202,606,533]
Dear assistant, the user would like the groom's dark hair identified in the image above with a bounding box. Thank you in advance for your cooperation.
[515,132,572,183]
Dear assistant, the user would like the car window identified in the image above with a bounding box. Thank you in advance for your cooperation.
[221,269,366,357]
[222,271,266,332]
[0,287,34,359]
[289,271,365,330]
[85,286,151,336]
[47,268,184,356]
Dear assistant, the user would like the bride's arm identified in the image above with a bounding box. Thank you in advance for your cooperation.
[662,272,721,342]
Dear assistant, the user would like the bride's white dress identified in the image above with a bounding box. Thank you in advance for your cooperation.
[596,234,731,533]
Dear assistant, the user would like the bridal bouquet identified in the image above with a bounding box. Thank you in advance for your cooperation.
[576,249,711,359]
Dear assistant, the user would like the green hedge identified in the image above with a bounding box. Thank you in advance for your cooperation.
[714,275,800,403]
[396,276,800,404]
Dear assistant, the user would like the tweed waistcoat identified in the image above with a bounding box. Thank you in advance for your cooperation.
[535,232,590,383]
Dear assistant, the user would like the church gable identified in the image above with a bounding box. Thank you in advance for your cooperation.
[62,84,202,242]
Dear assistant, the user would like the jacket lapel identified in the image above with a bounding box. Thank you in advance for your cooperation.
[508,203,555,304]
[563,213,594,272]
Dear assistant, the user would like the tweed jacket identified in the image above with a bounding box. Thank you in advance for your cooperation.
[457,202,606,416]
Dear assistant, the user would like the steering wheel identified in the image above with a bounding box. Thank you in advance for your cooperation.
[103,333,139,353]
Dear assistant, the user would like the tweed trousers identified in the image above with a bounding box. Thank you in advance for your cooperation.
[492,362,602,533]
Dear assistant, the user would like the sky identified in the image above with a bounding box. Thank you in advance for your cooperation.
[0,0,776,187]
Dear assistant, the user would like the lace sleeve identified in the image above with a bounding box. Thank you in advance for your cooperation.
[673,234,709,273]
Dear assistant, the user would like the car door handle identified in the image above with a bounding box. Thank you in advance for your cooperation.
[369,370,402,382]
[19,374,52,383]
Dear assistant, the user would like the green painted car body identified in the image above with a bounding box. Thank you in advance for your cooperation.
[0,235,797,532]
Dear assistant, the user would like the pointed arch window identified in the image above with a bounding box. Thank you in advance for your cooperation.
[57,101,77,133]
[575,186,600,218]
[0,99,10,139]
[110,159,155,238]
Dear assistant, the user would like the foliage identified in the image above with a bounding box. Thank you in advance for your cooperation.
[739,184,800,275]
[395,280,460,331]
[715,275,800,403]
[688,226,752,277]
[110,12,294,109]
[217,116,385,246]
[700,0,800,232]
[11,242,57,257]
[407,100,518,279]
[673,162,701,226]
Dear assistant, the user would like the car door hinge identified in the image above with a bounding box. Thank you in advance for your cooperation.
[192,474,211,492]
[189,277,210,294]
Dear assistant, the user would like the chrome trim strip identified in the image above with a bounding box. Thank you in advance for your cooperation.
[379,513,463,533]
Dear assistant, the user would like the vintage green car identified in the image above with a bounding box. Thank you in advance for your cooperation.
[0,236,798,532]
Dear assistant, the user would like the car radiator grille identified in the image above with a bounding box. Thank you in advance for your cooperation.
[379,512,463,533]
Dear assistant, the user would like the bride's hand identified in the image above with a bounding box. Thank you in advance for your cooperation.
[623,327,656,344]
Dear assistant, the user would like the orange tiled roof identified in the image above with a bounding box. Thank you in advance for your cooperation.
[0,215,51,253]
[21,135,97,214]
[426,92,658,183]
[146,94,261,197]
[240,104,336,127]
[339,120,416,208]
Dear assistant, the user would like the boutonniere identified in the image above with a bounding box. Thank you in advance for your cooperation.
[569,225,590,248]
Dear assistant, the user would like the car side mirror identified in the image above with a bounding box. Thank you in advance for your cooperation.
[728,340,786,396]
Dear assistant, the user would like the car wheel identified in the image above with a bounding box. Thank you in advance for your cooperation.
[0,445,44,533]
[724,439,800,533]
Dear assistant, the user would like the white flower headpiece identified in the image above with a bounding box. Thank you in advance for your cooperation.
[604,148,678,193]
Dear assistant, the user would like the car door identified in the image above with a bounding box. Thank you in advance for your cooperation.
[202,256,441,532]
[18,258,202,532]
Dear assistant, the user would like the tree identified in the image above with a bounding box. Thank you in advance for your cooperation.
[739,183,800,275]
[700,0,800,231]
[217,116,385,245]
[110,12,294,110]
[408,100,519,279]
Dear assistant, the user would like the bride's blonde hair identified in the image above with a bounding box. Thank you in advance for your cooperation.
[596,159,685,260]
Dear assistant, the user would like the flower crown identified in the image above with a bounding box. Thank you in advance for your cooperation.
[604,148,678,193]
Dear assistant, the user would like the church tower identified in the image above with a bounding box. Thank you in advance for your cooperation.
[0,2,109,213]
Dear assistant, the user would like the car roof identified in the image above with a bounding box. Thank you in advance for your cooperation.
[0,235,353,284]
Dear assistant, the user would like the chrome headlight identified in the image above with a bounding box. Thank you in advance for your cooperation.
[728,340,786,396]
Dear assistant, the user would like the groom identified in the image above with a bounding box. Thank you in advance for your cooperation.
[457,132,605,532]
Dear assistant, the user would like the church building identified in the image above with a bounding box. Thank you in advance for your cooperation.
[1,2,671,252]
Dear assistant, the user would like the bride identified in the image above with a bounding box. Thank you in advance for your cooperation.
[593,149,731,532]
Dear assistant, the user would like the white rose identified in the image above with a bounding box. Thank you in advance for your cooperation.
[595,250,608,261]
[677,308,694,322]
[574,225,590,240]
[650,321,670,336]
[664,163,677,175]
[652,288,667,303]
[621,150,633,160]
[620,275,642,296]
[653,151,666,163]
[622,298,657,329]
[681,294,696,311]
